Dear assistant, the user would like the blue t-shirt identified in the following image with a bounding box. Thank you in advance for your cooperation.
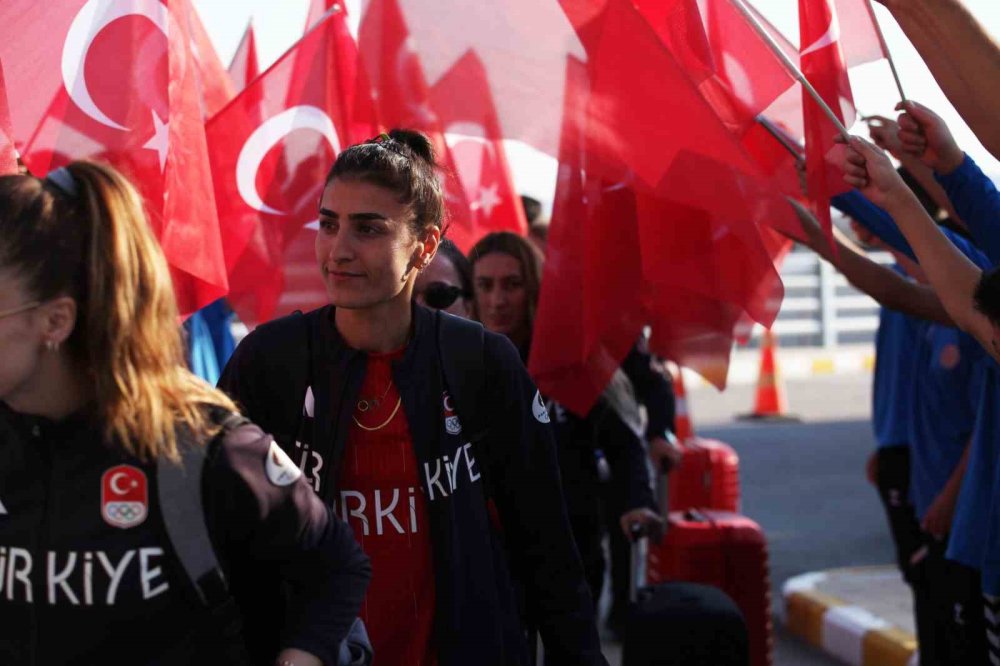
[831,190,993,271]
[947,360,1000,578]
[908,322,985,519]
[936,154,1000,265]
[872,284,921,448]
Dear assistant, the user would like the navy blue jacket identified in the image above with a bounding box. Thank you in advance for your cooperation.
[219,304,607,666]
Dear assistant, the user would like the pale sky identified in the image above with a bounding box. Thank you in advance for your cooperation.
[193,0,1000,214]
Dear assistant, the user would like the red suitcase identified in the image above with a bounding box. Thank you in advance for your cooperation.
[648,509,773,666]
[669,437,741,512]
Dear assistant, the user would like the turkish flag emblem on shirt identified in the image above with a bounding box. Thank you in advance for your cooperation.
[101,465,149,530]
[0,0,227,317]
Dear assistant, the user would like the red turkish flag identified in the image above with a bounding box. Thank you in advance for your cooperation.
[0,0,228,317]
[800,0,856,240]
[206,7,376,326]
[187,1,235,118]
[227,21,260,92]
[633,0,796,138]
[576,0,784,326]
[529,57,647,416]
[631,0,803,263]
[0,61,15,175]
[305,0,339,32]
[356,0,475,248]
[834,0,888,68]
[429,51,527,251]
[532,0,790,408]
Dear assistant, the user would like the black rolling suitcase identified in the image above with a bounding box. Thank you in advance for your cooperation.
[622,473,749,666]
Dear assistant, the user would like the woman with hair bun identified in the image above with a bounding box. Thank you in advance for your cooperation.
[0,161,370,666]
[220,130,607,666]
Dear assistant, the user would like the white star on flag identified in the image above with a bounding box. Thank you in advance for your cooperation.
[474,183,501,218]
[143,109,169,173]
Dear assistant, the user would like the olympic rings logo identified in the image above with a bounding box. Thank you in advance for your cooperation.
[105,503,145,521]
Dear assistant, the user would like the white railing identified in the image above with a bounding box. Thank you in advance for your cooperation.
[743,246,893,348]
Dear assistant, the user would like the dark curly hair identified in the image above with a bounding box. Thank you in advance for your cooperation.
[325,128,446,235]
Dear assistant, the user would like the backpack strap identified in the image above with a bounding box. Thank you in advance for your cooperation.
[435,311,488,442]
[158,412,248,619]
[436,312,543,662]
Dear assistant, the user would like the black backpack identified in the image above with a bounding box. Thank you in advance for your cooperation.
[157,412,373,666]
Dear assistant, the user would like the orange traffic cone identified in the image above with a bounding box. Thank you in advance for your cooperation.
[669,363,695,443]
[740,329,799,421]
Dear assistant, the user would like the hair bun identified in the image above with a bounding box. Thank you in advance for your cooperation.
[388,128,436,166]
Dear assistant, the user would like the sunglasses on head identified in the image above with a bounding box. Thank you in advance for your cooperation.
[421,282,466,310]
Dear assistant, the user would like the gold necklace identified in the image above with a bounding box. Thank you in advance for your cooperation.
[357,379,394,413]
[352,396,402,431]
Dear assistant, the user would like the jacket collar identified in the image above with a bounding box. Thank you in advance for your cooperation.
[316,301,436,363]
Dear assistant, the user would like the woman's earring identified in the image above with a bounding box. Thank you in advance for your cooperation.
[45,340,59,352]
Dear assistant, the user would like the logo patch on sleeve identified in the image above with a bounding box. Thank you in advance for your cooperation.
[532,390,551,424]
[101,465,148,529]
[939,343,961,370]
[265,439,303,487]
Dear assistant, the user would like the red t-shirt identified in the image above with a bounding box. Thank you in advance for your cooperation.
[337,349,437,665]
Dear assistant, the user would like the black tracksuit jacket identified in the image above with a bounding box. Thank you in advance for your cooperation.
[0,403,370,666]
[218,304,608,666]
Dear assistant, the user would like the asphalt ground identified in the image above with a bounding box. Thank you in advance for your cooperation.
[602,373,894,666]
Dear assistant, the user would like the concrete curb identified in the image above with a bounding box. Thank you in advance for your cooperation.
[783,570,918,666]
[685,346,875,389]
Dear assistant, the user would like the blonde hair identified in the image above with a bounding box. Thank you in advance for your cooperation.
[0,161,236,460]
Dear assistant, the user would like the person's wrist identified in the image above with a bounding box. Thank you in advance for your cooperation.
[880,184,920,216]
[885,0,939,17]
[935,149,965,176]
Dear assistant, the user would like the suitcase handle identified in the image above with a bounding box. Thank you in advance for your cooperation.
[684,508,709,523]
[628,524,648,603]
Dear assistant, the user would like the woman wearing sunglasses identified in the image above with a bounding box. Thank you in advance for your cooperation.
[219,130,607,666]
[414,239,472,317]
[0,162,370,666]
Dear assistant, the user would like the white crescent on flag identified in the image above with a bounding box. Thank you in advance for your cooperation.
[444,121,496,165]
[236,105,341,216]
[800,11,841,58]
[61,0,170,131]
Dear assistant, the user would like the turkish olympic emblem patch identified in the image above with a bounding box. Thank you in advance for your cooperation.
[265,439,303,487]
[101,465,148,529]
[443,391,462,436]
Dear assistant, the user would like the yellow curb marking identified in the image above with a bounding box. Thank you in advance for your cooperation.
[862,626,917,666]
[862,354,875,372]
[786,590,845,648]
[811,358,836,374]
